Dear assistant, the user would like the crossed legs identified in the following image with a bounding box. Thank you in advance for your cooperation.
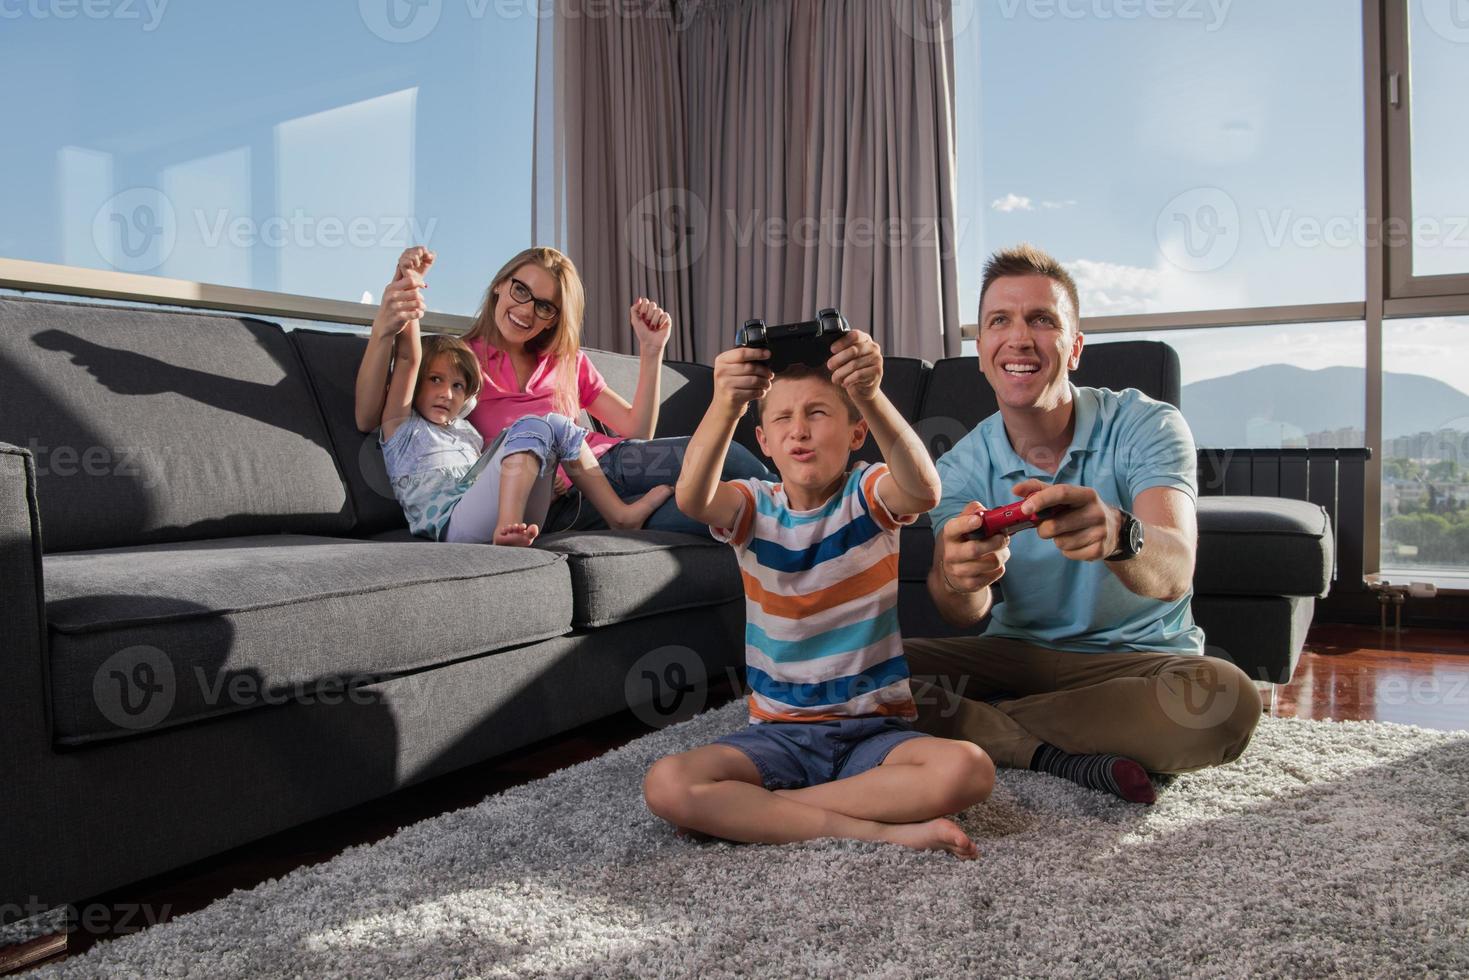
[904,636,1263,775]
[643,736,994,858]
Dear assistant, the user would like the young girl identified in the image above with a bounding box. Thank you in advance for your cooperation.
[356,245,771,535]
[378,321,670,546]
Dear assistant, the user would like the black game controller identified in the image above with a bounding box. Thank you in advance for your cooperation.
[735,308,851,374]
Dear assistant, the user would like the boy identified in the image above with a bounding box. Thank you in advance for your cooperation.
[643,329,994,859]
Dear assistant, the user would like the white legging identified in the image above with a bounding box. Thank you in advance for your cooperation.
[443,413,586,543]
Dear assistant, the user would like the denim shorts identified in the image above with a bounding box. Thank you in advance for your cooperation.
[715,717,927,790]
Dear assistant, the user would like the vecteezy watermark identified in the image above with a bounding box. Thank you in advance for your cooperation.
[1157,186,1469,272]
[90,650,425,733]
[1420,0,1469,44]
[1257,209,1469,253]
[1377,673,1469,707]
[92,188,177,274]
[93,646,176,732]
[0,0,169,30]
[0,899,173,938]
[1155,187,1241,273]
[23,439,168,491]
[624,188,972,273]
[358,0,691,43]
[725,210,969,257]
[91,189,439,273]
[1156,649,1248,731]
[995,0,1233,31]
[192,210,439,251]
[891,0,978,44]
[624,188,709,274]
[625,646,708,728]
[359,0,442,42]
[913,415,972,461]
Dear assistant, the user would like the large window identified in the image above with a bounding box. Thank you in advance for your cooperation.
[0,2,537,317]
[1407,2,1469,279]
[952,0,1469,589]
[1380,316,1469,576]
[952,0,1365,320]
[1089,323,1367,449]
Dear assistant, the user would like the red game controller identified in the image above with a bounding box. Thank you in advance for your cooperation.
[967,500,1061,539]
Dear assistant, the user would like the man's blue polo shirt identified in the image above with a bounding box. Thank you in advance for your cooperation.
[932,384,1204,655]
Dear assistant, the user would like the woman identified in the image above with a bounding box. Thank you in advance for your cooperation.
[355,245,771,535]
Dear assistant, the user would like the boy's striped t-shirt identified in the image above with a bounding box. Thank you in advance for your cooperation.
[711,462,918,724]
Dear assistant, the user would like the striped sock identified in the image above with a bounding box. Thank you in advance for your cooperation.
[1030,743,1156,804]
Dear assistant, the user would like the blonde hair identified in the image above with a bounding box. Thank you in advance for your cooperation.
[462,246,586,417]
[416,334,483,399]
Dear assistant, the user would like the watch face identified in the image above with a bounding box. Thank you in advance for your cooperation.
[1128,516,1144,553]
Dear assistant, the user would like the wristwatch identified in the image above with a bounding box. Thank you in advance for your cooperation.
[1105,509,1144,561]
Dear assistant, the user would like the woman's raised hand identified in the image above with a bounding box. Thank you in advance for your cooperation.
[630,297,672,354]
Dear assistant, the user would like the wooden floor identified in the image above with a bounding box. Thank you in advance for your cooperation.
[5,623,1467,976]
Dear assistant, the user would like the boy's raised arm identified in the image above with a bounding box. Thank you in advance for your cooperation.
[828,331,941,518]
[675,346,772,530]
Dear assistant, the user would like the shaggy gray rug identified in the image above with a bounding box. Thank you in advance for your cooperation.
[28,704,1469,979]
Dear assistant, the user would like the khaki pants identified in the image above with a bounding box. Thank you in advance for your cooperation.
[905,635,1263,775]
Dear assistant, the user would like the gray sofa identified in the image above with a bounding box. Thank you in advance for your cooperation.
[0,294,1332,921]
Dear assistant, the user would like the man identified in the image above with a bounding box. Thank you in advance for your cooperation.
[907,244,1261,804]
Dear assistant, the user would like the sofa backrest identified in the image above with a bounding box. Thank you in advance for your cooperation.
[579,349,718,441]
[0,296,354,552]
[918,340,1182,457]
[287,329,408,535]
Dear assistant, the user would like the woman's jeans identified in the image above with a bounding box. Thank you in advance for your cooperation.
[545,436,773,535]
[444,413,586,543]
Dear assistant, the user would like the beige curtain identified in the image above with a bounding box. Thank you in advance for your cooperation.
[533,0,699,359]
[535,0,962,364]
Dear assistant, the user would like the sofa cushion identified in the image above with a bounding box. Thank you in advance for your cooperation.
[288,329,408,535]
[43,535,573,745]
[536,530,742,627]
[1196,496,1333,598]
[0,296,352,551]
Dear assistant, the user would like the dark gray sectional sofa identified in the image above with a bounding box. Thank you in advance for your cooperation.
[0,294,1331,921]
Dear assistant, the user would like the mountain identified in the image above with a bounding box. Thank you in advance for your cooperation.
[1181,365,1469,447]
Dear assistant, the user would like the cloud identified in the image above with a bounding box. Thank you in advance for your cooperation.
[1041,200,1078,210]
[1065,258,1166,317]
[990,193,1033,213]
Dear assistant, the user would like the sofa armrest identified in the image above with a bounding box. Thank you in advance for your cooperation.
[0,443,60,920]
[0,442,47,693]
[1,440,50,728]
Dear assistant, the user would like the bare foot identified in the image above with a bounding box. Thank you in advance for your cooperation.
[608,485,675,530]
[879,818,979,860]
[493,522,540,547]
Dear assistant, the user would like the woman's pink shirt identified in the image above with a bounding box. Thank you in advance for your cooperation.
[464,338,622,457]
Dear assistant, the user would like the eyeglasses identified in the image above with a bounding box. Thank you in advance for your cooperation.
[507,278,560,321]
